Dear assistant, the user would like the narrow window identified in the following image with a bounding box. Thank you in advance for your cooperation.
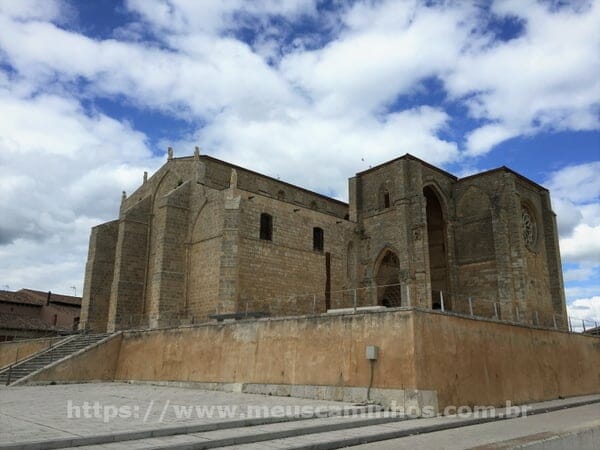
[277,190,285,201]
[313,227,324,252]
[260,213,273,241]
[379,184,391,210]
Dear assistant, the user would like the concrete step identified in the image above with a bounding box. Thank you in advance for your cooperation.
[58,410,399,450]
[0,333,113,385]
[44,395,600,450]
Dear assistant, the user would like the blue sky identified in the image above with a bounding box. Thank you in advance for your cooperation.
[0,0,598,325]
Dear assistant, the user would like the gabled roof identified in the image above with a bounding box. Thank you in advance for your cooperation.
[0,290,43,306]
[20,289,82,307]
[0,289,81,307]
[458,166,549,192]
[355,154,458,180]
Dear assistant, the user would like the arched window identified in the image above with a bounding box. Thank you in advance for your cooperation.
[260,213,273,241]
[313,227,324,252]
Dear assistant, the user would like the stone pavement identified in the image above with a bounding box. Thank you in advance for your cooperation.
[348,403,600,449]
[1,383,599,450]
[0,382,362,448]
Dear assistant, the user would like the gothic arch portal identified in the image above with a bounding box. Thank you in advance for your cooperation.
[423,185,450,310]
[373,248,402,307]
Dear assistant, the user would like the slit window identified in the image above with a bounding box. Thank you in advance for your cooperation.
[384,192,390,208]
[313,227,324,252]
[260,213,273,241]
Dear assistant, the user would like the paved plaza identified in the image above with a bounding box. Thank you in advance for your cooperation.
[0,382,359,447]
[1,383,599,449]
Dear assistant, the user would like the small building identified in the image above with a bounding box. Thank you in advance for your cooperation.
[0,289,81,341]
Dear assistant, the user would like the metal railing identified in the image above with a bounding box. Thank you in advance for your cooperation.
[79,283,600,335]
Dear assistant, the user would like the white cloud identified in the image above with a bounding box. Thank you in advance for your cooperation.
[195,105,458,199]
[125,0,318,36]
[0,16,298,121]
[547,161,600,205]
[559,224,600,264]
[0,0,597,301]
[544,161,600,292]
[465,124,517,156]
[0,0,66,22]
[280,2,473,116]
[567,296,600,331]
[0,81,161,293]
[447,0,600,154]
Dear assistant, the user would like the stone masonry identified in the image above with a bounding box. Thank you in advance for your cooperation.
[80,151,567,332]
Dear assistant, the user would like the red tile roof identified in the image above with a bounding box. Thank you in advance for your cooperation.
[0,289,81,307]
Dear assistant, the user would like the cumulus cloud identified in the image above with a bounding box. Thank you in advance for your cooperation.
[567,296,600,331]
[0,0,597,298]
[0,72,161,292]
[544,161,600,298]
[195,105,458,198]
[448,0,600,154]
[0,0,67,22]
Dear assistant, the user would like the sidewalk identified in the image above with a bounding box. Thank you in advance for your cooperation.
[0,382,362,447]
[1,382,598,450]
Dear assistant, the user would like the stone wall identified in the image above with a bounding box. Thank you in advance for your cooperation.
[33,310,599,412]
[81,153,567,333]
[413,311,600,408]
[0,336,63,369]
[237,188,353,315]
[80,220,118,332]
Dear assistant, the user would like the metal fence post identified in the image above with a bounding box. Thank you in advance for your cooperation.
[406,284,411,307]
[552,314,557,329]
[440,291,445,312]
[493,302,498,319]
[568,316,572,332]
[515,305,520,322]
[582,320,586,332]
[353,289,357,313]
[312,294,316,315]
[534,311,539,326]
[468,297,473,316]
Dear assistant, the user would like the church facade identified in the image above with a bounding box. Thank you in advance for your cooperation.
[80,150,567,332]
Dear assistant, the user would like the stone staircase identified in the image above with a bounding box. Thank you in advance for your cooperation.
[0,333,112,386]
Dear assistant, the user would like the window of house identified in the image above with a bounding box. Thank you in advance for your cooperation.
[313,227,324,252]
[260,213,273,241]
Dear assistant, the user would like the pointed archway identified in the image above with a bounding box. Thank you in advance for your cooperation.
[424,185,449,310]
[374,249,402,307]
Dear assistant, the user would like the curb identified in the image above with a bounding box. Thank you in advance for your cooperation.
[0,405,382,450]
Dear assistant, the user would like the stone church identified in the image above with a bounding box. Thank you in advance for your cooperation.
[80,149,567,332]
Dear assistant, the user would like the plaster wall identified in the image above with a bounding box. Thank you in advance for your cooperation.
[0,336,63,369]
